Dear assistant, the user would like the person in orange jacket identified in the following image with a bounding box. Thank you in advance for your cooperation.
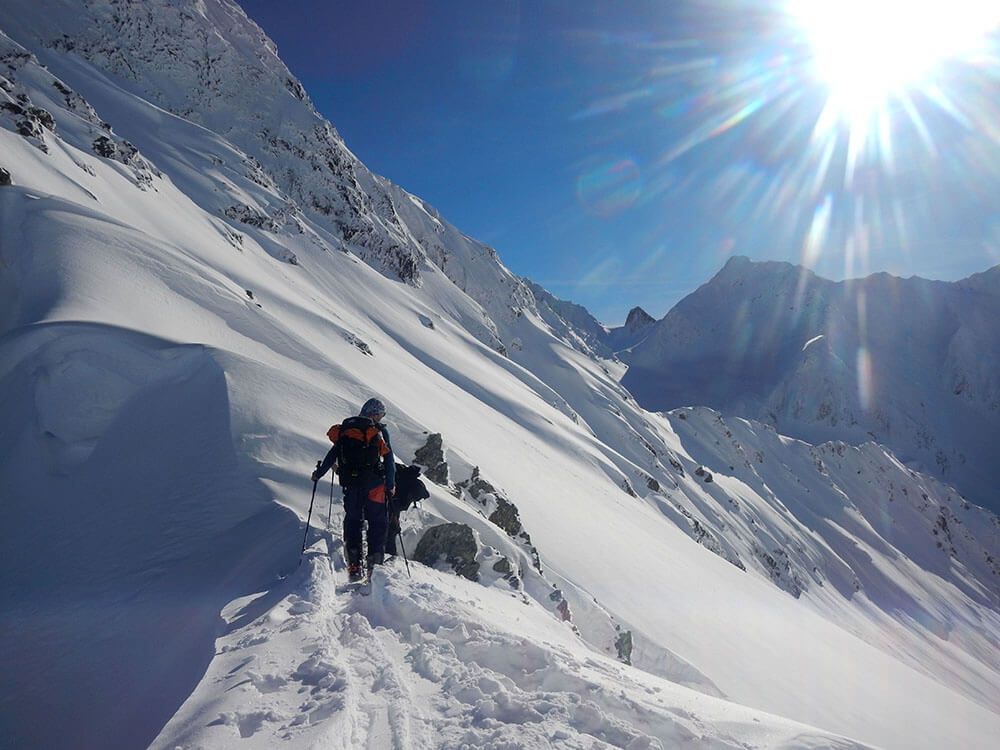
[313,398,395,580]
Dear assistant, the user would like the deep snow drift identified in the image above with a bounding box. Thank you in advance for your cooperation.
[1,2,999,749]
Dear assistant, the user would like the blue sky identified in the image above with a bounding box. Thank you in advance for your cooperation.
[241,1,999,323]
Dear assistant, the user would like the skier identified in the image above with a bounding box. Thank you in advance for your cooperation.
[312,398,396,581]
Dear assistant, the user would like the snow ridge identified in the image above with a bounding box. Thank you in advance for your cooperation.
[2,3,1000,749]
[157,546,875,750]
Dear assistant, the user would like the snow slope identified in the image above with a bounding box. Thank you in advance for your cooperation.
[622,256,1000,514]
[2,3,999,749]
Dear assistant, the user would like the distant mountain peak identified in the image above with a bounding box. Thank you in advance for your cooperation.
[722,254,753,269]
[959,263,1000,295]
[624,306,654,330]
[712,254,804,283]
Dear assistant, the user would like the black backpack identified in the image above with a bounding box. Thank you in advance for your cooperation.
[392,463,429,512]
[335,416,384,484]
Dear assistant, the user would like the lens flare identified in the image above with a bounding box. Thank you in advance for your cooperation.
[856,346,874,411]
[803,195,832,267]
[635,0,1000,281]
[576,157,642,218]
[564,2,998,308]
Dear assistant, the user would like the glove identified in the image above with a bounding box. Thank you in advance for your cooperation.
[387,487,396,499]
[311,470,321,482]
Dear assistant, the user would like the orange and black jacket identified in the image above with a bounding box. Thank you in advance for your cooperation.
[315,420,395,492]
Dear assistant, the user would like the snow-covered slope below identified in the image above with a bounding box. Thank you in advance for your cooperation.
[655,407,1000,699]
[623,255,1000,513]
[2,4,999,749]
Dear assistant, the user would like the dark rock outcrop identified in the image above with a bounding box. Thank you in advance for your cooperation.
[28,105,54,131]
[487,497,524,538]
[549,588,572,622]
[459,466,499,503]
[414,523,479,581]
[459,467,542,572]
[223,203,281,232]
[615,628,633,665]
[754,545,805,598]
[345,333,372,356]
[492,556,520,589]
[15,113,44,139]
[414,433,449,484]
[92,135,116,158]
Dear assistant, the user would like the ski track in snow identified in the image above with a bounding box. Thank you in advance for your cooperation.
[155,536,871,750]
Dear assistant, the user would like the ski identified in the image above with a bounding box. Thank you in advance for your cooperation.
[335,579,368,596]
[357,567,378,596]
[335,568,374,596]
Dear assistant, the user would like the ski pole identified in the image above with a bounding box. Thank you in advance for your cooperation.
[397,529,411,577]
[327,479,335,528]
[299,461,322,565]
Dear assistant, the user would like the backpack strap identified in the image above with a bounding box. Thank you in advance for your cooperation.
[334,416,389,485]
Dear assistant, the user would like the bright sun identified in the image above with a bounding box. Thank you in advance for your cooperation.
[790,0,1000,127]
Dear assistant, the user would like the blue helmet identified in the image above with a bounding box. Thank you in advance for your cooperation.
[360,397,386,420]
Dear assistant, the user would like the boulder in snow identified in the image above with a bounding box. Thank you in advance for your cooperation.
[414,522,480,581]
[491,556,520,589]
[414,432,449,484]
[615,628,634,665]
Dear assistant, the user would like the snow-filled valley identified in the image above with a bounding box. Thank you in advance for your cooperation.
[1,2,999,749]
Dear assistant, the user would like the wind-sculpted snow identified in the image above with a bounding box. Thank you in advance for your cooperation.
[0,325,302,749]
[2,3,1000,749]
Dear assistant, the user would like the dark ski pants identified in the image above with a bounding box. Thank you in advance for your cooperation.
[342,482,388,567]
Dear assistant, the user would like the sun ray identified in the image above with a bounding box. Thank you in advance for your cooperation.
[631,0,999,285]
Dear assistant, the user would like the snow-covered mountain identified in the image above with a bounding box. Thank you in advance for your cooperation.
[524,277,656,357]
[623,255,1000,513]
[2,3,999,749]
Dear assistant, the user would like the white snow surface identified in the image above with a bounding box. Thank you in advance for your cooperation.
[154,543,868,750]
[1,3,999,749]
